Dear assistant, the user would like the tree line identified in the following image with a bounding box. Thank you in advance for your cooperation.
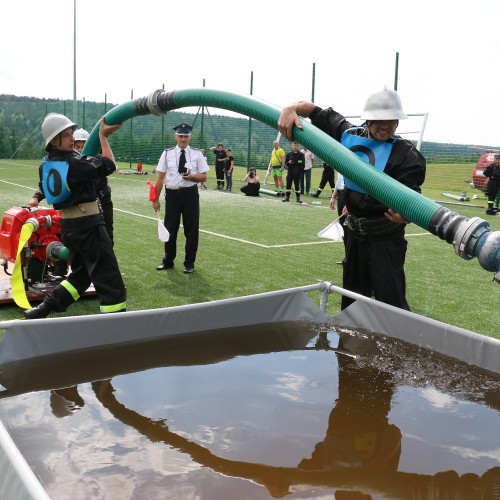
[0,94,490,167]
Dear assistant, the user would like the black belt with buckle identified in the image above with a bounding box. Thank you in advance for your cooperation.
[166,185,197,192]
[344,213,403,237]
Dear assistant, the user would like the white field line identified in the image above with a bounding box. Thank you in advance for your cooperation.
[114,208,431,249]
[0,180,37,191]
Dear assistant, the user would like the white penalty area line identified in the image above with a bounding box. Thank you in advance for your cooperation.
[114,207,431,249]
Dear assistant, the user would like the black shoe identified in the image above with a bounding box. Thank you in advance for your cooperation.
[156,262,174,271]
[282,197,290,202]
[486,208,497,215]
[24,302,53,320]
[312,192,320,198]
[183,266,194,274]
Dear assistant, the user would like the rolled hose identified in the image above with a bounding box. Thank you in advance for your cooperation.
[82,88,500,281]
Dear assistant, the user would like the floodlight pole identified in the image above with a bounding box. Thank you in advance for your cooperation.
[201,79,205,150]
[73,0,77,123]
[394,52,399,91]
[247,71,253,169]
[311,62,316,103]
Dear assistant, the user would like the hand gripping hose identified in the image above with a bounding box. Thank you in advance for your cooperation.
[83,88,500,283]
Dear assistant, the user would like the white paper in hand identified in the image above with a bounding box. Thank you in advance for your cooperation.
[157,214,170,242]
[317,219,344,241]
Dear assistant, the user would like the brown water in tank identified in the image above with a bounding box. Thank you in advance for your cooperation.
[0,321,499,499]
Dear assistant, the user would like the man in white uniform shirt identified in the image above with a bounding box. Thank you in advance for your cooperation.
[152,123,209,274]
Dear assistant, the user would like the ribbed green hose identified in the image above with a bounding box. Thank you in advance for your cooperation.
[81,88,448,231]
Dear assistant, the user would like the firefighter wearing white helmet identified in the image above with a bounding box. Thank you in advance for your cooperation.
[73,128,90,145]
[360,87,408,121]
[42,113,77,150]
[278,88,426,311]
[24,114,126,320]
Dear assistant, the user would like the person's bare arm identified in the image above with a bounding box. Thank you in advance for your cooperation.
[99,117,122,163]
[278,101,316,141]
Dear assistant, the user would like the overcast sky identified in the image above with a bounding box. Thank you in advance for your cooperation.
[1,0,499,146]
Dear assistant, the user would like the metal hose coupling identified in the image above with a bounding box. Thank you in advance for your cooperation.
[429,208,500,283]
[46,241,70,261]
[136,89,178,116]
[25,217,40,231]
[453,217,500,284]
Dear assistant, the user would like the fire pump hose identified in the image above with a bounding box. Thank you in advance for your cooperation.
[83,88,500,284]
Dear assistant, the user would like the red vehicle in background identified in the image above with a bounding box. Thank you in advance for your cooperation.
[471,149,499,190]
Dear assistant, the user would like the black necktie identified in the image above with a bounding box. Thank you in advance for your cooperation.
[178,149,187,174]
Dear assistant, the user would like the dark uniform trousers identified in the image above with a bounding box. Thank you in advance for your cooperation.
[97,178,114,244]
[100,195,114,244]
[163,185,200,268]
[285,165,302,194]
[47,214,126,311]
[341,227,409,311]
[319,166,335,191]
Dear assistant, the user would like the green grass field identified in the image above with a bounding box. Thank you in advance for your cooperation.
[1,159,499,339]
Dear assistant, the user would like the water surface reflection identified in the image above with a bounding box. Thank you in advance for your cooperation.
[0,322,498,499]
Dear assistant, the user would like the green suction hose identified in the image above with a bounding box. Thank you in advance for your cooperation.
[82,88,500,282]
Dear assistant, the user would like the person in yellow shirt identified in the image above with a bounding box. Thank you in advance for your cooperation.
[268,140,285,196]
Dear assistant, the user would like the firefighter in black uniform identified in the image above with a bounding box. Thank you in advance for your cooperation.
[311,162,335,198]
[278,88,426,310]
[283,140,305,203]
[29,127,115,245]
[484,154,500,215]
[24,113,126,319]
[209,142,227,190]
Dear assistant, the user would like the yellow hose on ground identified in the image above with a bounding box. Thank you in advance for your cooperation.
[12,223,35,310]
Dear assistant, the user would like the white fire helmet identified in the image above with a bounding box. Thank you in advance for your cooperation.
[73,128,90,142]
[42,113,77,149]
[360,87,408,121]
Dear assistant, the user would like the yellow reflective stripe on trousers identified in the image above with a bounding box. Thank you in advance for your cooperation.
[61,280,80,301]
[100,302,126,313]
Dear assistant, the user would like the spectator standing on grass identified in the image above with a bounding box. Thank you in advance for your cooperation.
[152,123,209,274]
[240,167,261,197]
[484,154,500,215]
[300,146,314,195]
[312,162,335,198]
[283,140,305,203]
[210,142,227,190]
[278,87,426,310]
[268,139,286,197]
[24,113,126,319]
[224,148,234,191]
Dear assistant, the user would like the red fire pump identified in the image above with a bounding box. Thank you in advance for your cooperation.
[0,206,70,304]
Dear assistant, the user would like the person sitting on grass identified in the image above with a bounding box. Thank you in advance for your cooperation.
[240,168,261,197]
